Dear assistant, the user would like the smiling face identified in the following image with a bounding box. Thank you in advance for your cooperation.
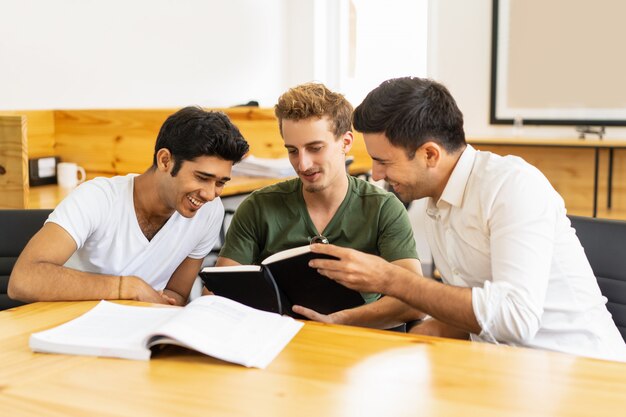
[157,150,233,218]
[282,117,352,194]
[364,132,439,203]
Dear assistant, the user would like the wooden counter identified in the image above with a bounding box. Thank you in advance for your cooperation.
[468,138,626,219]
[23,176,286,209]
[5,108,625,219]
[22,160,372,210]
[0,108,373,209]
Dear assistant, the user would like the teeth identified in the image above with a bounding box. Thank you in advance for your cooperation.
[187,195,204,208]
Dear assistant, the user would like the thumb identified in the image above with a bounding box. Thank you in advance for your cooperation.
[292,305,329,322]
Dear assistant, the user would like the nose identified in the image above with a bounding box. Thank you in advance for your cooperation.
[371,162,385,182]
[297,151,313,172]
[200,183,216,201]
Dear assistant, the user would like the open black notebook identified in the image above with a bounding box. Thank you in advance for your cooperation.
[200,245,365,317]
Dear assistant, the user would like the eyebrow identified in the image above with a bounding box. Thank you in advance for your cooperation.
[195,171,231,182]
[284,140,326,149]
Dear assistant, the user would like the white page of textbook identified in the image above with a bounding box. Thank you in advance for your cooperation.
[150,296,303,368]
[30,302,179,360]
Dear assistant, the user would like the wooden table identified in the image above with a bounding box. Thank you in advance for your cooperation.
[2,301,626,417]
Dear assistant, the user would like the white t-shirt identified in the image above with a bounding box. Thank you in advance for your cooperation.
[47,175,223,290]
[425,145,626,362]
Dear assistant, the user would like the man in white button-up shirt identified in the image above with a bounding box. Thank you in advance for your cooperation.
[310,77,626,361]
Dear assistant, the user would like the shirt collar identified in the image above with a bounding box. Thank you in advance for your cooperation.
[437,144,477,208]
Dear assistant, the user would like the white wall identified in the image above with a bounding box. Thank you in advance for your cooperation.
[428,0,626,139]
[3,0,625,140]
[0,0,294,109]
[0,0,430,111]
[338,0,429,107]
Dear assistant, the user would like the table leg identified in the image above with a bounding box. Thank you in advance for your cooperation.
[608,148,614,209]
[593,148,599,218]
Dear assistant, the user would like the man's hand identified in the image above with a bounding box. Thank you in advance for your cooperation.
[161,289,182,305]
[309,243,396,294]
[292,305,343,324]
[310,245,480,336]
[121,276,176,305]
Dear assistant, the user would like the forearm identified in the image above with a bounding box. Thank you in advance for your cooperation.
[332,296,425,329]
[408,317,470,340]
[163,257,206,306]
[9,221,169,304]
[215,256,241,267]
[9,260,122,302]
[382,265,482,334]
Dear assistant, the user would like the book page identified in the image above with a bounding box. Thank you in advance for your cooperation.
[148,295,303,368]
[30,301,180,360]
[201,265,261,273]
[261,244,312,265]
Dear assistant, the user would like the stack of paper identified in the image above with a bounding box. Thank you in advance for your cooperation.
[232,155,296,178]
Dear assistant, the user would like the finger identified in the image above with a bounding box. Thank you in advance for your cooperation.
[292,305,329,322]
[152,289,174,305]
[316,269,365,292]
[309,257,345,270]
[310,243,349,257]
[149,296,169,305]
[163,295,177,305]
[314,266,348,281]
[157,290,175,303]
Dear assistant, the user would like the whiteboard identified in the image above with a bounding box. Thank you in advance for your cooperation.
[490,0,626,126]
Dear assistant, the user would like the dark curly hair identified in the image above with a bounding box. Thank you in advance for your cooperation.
[152,107,249,176]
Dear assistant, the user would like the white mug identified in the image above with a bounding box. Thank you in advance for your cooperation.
[57,162,86,188]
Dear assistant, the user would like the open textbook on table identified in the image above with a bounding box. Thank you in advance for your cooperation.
[29,296,303,369]
[200,245,365,317]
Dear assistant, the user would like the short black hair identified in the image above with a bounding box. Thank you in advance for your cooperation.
[353,77,465,157]
[152,107,249,176]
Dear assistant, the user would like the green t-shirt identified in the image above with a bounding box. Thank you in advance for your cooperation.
[219,175,418,303]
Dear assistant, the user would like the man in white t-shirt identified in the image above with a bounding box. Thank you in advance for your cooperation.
[9,107,249,306]
[308,77,626,362]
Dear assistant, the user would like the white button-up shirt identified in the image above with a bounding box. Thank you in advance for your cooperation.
[424,145,626,361]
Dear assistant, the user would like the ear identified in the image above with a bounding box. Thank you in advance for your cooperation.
[340,131,354,154]
[421,141,442,168]
[156,148,173,172]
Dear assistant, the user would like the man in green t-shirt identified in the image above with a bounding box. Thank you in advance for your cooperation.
[216,83,424,329]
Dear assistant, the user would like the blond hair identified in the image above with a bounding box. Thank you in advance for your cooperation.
[274,83,353,139]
